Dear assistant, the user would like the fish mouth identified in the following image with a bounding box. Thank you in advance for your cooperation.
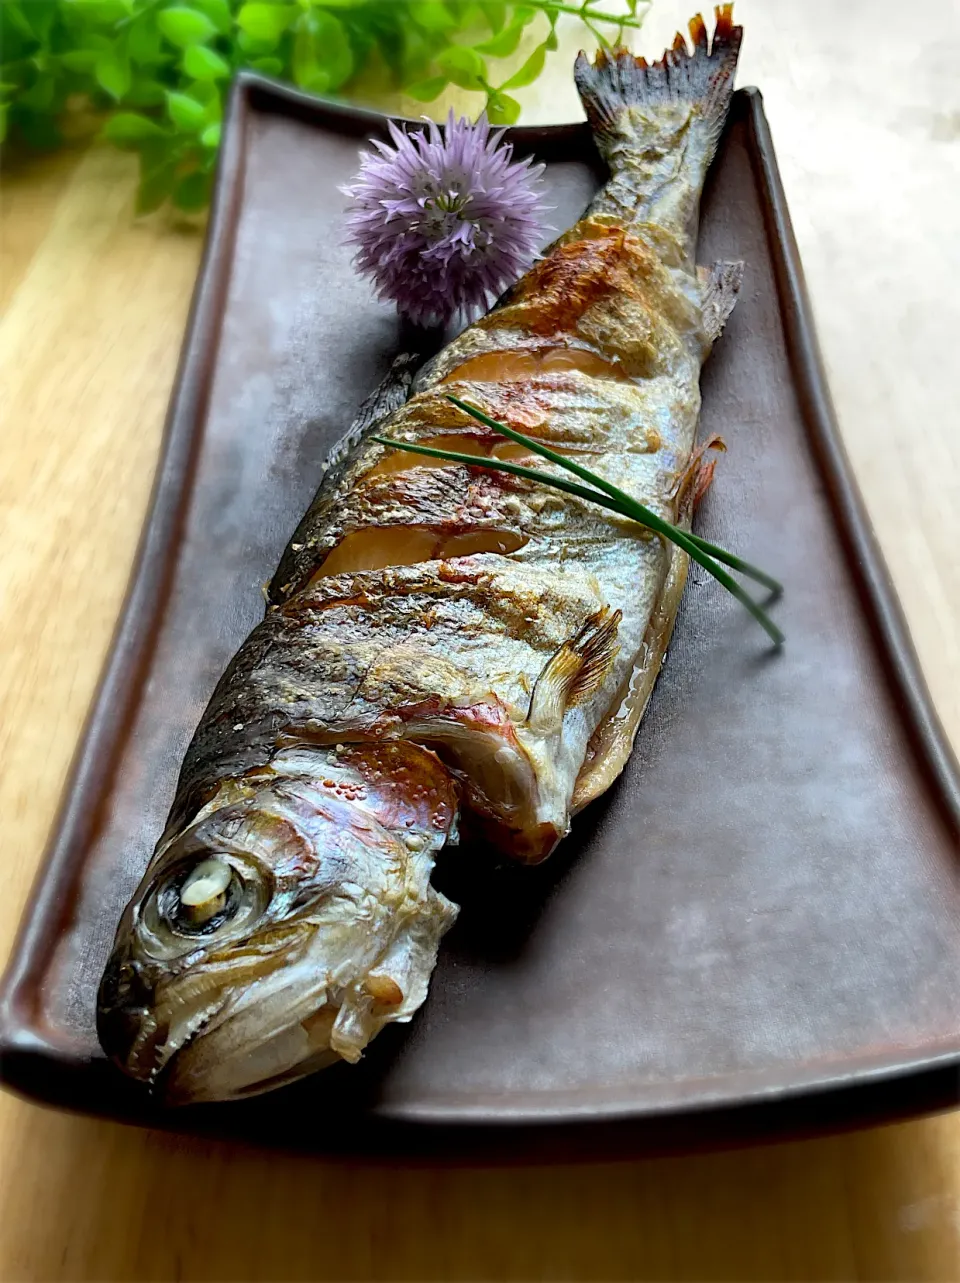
[96,953,173,1084]
[100,988,336,1105]
[97,967,228,1091]
[97,939,313,1095]
[159,1003,343,1105]
[98,916,408,1103]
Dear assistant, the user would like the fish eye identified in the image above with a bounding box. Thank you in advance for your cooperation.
[155,856,243,936]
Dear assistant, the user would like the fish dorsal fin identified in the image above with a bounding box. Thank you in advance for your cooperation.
[698,260,745,345]
[526,609,622,736]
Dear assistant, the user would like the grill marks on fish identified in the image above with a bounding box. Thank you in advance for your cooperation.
[363,432,535,479]
[282,234,697,603]
[489,226,632,336]
[389,377,660,455]
[440,347,628,384]
[188,562,613,755]
[285,364,669,595]
[312,524,528,579]
[169,548,631,861]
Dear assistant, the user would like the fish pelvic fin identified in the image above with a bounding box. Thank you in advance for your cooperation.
[698,259,745,346]
[671,433,727,521]
[527,608,622,736]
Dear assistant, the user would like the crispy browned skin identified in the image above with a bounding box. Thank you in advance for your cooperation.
[99,9,744,1102]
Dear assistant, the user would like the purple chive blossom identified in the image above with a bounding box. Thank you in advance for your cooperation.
[341,111,550,328]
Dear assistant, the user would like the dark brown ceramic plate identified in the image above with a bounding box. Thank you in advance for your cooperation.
[1,76,958,1156]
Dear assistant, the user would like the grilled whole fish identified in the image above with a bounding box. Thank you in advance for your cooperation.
[99,9,744,1103]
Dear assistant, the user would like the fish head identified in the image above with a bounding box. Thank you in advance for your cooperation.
[97,744,458,1104]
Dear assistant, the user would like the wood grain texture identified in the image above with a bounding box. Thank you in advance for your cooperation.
[1,1,958,1279]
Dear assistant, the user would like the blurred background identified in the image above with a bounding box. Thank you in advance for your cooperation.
[1,1,958,1279]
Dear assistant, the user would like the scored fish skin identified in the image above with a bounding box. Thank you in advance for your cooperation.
[98,8,744,1102]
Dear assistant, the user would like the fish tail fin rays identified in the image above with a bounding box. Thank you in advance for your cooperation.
[574,7,743,159]
[574,8,743,251]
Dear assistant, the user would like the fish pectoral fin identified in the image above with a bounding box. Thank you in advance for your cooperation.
[698,260,745,345]
[526,608,622,736]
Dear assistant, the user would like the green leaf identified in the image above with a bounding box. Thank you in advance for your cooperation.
[62,32,113,54]
[200,120,221,147]
[173,169,212,210]
[18,75,57,111]
[435,44,485,90]
[26,0,58,42]
[291,16,323,91]
[157,6,218,47]
[409,2,455,33]
[13,108,62,149]
[166,88,206,130]
[486,89,520,124]
[136,137,175,174]
[128,18,164,65]
[370,16,404,76]
[0,31,30,71]
[236,29,274,55]
[62,0,130,22]
[458,2,487,26]
[292,12,353,93]
[405,76,448,102]
[498,40,546,90]
[183,43,230,78]
[248,56,284,75]
[316,15,354,90]
[102,111,169,143]
[0,104,8,146]
[236,4,296,43]
[3,4,36,41]
[125,76,168,106]
[187,78,222,115]
[476,20,524,58]
[59,48,101,73]
[442,396,785,643]
[96,50,132,100]
[136,160,178,214]
[485,0,507,32]
[189,0,232,34]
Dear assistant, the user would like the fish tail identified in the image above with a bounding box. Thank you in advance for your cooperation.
[575,7,742,160]
[575,7,743,247]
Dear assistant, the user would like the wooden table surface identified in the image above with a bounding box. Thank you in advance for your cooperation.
[1,1,958,1279]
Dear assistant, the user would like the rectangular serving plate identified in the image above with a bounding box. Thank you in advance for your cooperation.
[1,76,958,1156]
